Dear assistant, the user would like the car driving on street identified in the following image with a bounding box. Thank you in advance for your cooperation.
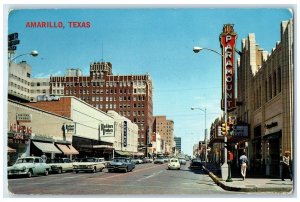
[107,157,135,173]
[73,157,105,173]
[47,158,73,174]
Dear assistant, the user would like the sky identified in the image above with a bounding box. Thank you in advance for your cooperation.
[5,6,293,156]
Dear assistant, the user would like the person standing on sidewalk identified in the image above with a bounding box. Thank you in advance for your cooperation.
[239,152,248,180]
[281,151,292,181]
[41,153,47,163]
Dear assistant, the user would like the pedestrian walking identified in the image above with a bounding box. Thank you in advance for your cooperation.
[239,152,248,180]
[281,151,292,181]
[41,153,47,163]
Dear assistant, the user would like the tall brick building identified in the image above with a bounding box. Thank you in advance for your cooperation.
[49,62,153,151]
[153,116,174,155]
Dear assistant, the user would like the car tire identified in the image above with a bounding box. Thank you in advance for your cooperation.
[44,169,49,176]
[27,170,33,178]
[92,167,96,173]
[58,168,62,174]
[108,169,111,173]
[75,171,79,173]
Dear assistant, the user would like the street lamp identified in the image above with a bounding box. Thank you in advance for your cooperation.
[193,46,229,180]
[9,50,39,64]
[191,107,207,166]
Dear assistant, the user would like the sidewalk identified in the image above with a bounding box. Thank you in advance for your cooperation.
[203,163,293,193]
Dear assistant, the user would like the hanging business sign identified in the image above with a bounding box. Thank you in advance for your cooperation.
[220,24,237,112]
[123,121,128,147]
[16,113,32,122]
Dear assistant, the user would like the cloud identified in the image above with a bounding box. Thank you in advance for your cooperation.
[33,70,62,78]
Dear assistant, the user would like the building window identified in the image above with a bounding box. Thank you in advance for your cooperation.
[278,67,282,93]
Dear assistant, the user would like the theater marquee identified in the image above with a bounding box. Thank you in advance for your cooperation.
[220,24,237,112]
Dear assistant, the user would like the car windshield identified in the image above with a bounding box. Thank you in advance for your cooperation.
[170,159,178,162]
[16,158,34,163]
[81,158,96,162]
[48,159,64,163]
[113,158,125,162]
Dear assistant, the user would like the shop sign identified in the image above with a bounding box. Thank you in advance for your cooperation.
[9,123,32,134]
[100,122,114,136]
[220,24,237,112]
[123,121,127,147]
[65,123,76,134]
[16,113,32,122]
[232,125,248,137]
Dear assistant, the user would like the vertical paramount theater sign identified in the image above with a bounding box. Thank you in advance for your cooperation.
[220,24,237,112]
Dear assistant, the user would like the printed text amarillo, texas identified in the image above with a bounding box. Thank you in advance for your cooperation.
[25,21,91,28]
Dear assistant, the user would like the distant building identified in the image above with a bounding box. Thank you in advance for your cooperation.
[174,136,181,154]
[30,78,50,102]
[153,115,174,155]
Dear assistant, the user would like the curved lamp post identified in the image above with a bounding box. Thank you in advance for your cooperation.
[193,46,230,181]
[191,107,207,166]
[9,50,39,65]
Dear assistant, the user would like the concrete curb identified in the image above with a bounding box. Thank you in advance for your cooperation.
[203,167,293,193]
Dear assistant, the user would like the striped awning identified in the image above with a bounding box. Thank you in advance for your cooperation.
[56,144,79,155]
[115,150,126,156]
[32,141,62,154]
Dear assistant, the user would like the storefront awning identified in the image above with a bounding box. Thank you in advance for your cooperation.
[69,145,79,155]
[32,141,62,154]
[93,145,113,149]
[115,150,126,156]
[7,146,16,153]
[56,144,79,155]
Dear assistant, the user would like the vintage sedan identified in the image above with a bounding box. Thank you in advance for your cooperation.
[154,156,164,164]
[107,157,135,173]
[189,158,203,170]
[47,158,73,174]
[73,157,105,173]
[167,158,181,170]
[7,156,51,178]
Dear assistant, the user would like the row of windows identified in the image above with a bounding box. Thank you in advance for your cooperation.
[31,89,47,94]
[9,74,30,86]
[53,80,147,88]
[10,90,30,100]
[9,82,30,93]
[52,90,64,95]
[31,82,49,87]
[253,68,282,110]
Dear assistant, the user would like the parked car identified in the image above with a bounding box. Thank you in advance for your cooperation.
[142,157,152,163]
[167,158,181,170]
[163,157,169,162]
[47,158,73,174]
[73,157,105,173]
[132,158,143,164]
[107,157,135,173]
[7,156,51,178]
[154,156,164,164]
[178,157,187,165]
[189,158,203,170]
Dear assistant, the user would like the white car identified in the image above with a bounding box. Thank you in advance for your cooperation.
[8,156,51,178]
[132,159,143,164]
[47,158,73,174]
[167,158,181,170]
[73,157,105,173]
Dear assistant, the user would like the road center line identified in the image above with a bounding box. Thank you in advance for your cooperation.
[137,170,164,181]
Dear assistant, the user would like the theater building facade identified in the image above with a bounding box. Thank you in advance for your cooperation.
[236,19,293,177]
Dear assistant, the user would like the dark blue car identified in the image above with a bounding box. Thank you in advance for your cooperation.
[107,157,135,173]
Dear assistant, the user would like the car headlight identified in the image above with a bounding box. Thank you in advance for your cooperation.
[88,165,93,169]
[73,165,78,169]
[21,166,27,171]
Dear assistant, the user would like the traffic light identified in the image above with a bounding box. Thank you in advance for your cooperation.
[221,123,229,136]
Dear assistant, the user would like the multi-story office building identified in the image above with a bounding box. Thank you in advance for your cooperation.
[8,61,32,102]
[236,19,293,177]
[49,62,153,151]
[153,116,174,155]
[174,136,182,154]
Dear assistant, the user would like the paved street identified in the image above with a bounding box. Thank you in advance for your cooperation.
[6,163,233,196]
